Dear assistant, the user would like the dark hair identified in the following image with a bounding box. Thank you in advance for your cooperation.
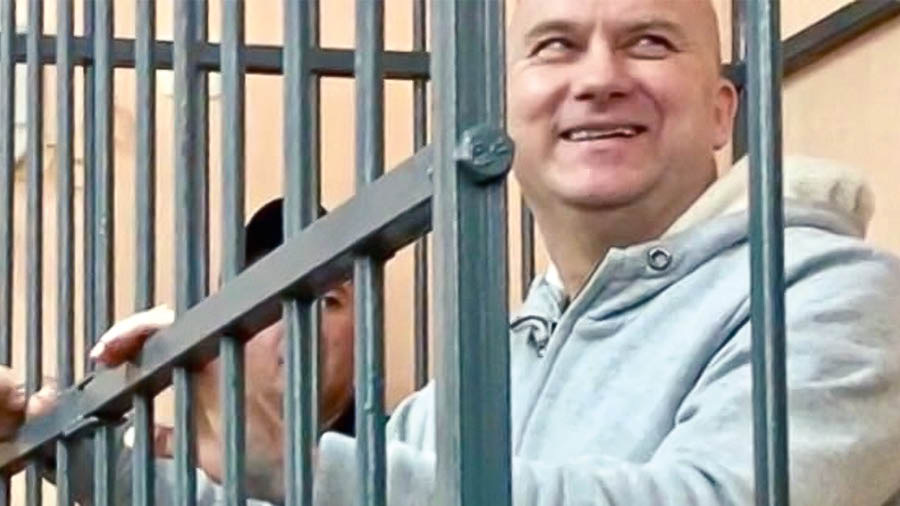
[244,198,327,266]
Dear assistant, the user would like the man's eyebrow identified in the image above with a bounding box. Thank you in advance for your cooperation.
[621,17,687,38]
[521,19,582,43]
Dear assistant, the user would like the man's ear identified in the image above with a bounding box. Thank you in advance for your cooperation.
[712,77,739,151]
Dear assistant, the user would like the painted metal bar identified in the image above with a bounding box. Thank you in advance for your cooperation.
[5,33,431,78]
[431,0,511,504]
[745,0,790,505]
[132,394,155,506]
[56,0,76,399]
[0,16,13,500]
[93,423,116,506]
[94,0,116,503]
[135,0,156,313]
[283,0,320,503]
[220,0,247,503]
[94,0,114,346]
[520,204,535,299]
[411,0,429,390]
[354,2,387,503]
[0,0,16,375]
[25,0,44,503]
[174,0,203,502]
[0,148,433,470]
[194,0,210,299]
[82,0,97,374]
[133,0,158,504]
[4,0,894,79]
[56,0,76,502]
[731,0,748,161]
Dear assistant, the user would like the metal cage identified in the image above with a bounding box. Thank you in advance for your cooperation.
[0,0,898,505]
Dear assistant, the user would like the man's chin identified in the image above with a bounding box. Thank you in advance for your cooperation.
[555,187,651,211]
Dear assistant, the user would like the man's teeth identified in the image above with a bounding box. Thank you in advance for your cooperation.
[565,126,640,141]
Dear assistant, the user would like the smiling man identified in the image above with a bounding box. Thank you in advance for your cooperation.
[314,0,900,504]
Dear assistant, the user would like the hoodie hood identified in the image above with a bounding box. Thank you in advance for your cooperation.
[666,154,874,238]
[544,155,875,291]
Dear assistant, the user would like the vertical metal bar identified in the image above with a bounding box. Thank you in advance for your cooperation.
[174,0,202,502]
[135,0,156,312]
[56,0,76,502]
[25,0,44,503]
[56,0,76,402]
[745,0,790,505]
[732,0,748,161]
[411,0,429,390]
[220,0,247,503]
[283,1,320,504]
[354,2,387,504]
[431,0,511,504]
[94,1,116,502]
[94,0,114,343]
[93,423,116,506]
[0,1,15,502]
[132,395,155,506]
[520,204,535,299]
[194,0,210,296]
[0,0,16,374]
[82,0,97,374]
[134,0,157,504]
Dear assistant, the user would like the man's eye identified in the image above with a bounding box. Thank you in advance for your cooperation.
[629,35,674,58]
[323,295,341,309]
[530,38,574,59]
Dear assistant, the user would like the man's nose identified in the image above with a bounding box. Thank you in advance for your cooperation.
[569,46,636,105]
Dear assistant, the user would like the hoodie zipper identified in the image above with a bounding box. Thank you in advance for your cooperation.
[512,254,616,451]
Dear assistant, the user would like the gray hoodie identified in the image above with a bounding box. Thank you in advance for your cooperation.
[315,156,900,506]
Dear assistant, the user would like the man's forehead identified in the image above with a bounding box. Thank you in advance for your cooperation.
[510,0,721,63]
[511,0,718,41]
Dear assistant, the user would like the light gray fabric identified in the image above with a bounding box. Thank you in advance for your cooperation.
[151,458,276,506]
[315,200,900,505]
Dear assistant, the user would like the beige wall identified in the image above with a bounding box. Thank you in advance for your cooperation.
[5,0,900,502]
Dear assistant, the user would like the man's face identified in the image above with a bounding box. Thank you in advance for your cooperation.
[508,0,736,215]
[244,281,356,426]
[239,282,355,496]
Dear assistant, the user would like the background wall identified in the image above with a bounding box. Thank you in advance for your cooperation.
[5,0,899,502]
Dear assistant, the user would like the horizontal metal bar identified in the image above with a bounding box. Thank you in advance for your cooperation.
[783,0,900,75]
[2,0,894,84]
[727,0,900,86]
[4,33,430,78]
[0,147,433,470]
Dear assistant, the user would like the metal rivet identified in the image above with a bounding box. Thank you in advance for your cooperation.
[647,247,673,271]
[454,124,514,184]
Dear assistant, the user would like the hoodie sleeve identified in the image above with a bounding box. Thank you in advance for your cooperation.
[315,248,900,506]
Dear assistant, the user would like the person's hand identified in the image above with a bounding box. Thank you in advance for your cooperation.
[0,367,58,443]
[89,304,175,366]
[89,305,231,490]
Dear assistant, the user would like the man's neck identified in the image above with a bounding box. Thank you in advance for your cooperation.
[534,169,716,298]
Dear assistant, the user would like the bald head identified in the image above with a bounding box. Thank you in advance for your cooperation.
[509,0,724,74]
[503,0,739,270]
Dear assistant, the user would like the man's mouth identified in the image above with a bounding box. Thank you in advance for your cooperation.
[560,125,647,142]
